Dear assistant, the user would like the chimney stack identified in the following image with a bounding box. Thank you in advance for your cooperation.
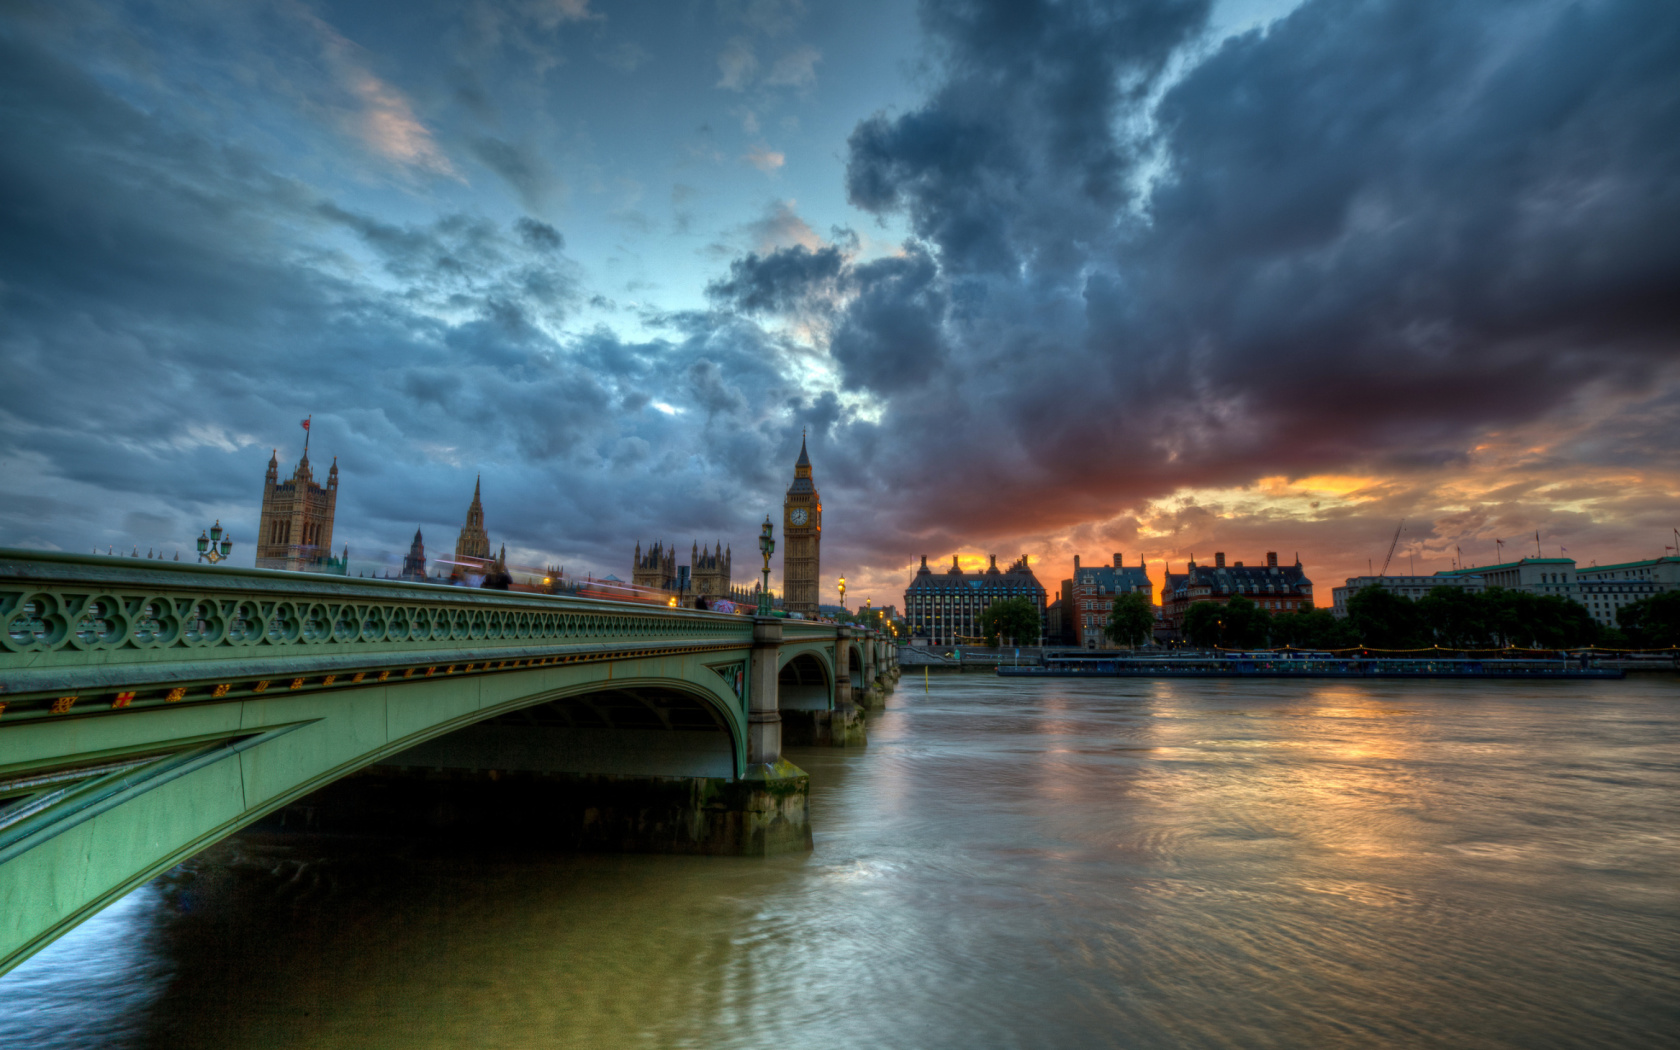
[1073,554,1080,570]
[1215,552,1226,568]
[1113,552,1122,568]
[1267,551,1278,567]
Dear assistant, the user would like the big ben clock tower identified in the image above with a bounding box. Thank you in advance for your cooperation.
[782,433,821,617]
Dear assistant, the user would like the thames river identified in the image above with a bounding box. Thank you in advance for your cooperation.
[5,675,1678,1049]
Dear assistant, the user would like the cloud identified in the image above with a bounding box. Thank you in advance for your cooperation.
[828,249,947,393]
[798,0,1680,594]
[2,0,1677,608]
[0,22,825,579]
[598,40,650,72]
[296,6,462,179]
[717,0,807,37]
[707,243,846,315]
[536,0,599,26]
[743,199,821,252]
[716,37,758,91]
[470,137,563,211]
[765,45,821,88]
[743,144,786,172]
[686,359,749,418]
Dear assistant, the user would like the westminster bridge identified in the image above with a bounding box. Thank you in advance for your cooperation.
[0,550,897,976]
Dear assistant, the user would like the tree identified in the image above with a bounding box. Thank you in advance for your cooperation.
[1270,604,1354,649]
[1104,591,1155,647]
[1472,588,1598,649]
[1617,591,1680,648]
[1182,596,1270,649]
[1345,585,1427,649]
[1415,586,1492,648]
[1523,594,1600,648]
[980,597,1041,647]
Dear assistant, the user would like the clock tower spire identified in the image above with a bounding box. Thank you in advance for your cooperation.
[781,431,820,617]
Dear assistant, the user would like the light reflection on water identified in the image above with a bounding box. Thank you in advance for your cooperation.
[4,677,1678,1049]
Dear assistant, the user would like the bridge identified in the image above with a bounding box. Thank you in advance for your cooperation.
[0,550,898,976]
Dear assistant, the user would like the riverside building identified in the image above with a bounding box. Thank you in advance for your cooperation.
[905,554,1048,646]
[1065,554,1154,649]
[1332,554,1677,629]
[1162,552,1312,638]
[1433,557,1578,600]
[1331,573,1485,618]
[1574,556,1679,628]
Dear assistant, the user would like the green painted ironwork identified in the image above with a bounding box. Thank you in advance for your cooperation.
[0,550,904,977]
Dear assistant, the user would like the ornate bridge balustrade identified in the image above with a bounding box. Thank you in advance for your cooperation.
[1,556,753,723]
[0,551,890,977]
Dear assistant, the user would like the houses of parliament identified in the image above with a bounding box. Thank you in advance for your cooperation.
[253,430,822,610]
[632,436,822,614]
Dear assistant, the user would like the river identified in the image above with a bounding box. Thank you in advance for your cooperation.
[4,675,1678,1049]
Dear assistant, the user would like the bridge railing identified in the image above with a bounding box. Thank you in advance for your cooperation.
[0,550,761,724]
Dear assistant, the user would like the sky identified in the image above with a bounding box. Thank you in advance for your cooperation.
[2,0,1677,607]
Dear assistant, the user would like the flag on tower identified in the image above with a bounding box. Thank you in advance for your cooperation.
[301,417,311,431]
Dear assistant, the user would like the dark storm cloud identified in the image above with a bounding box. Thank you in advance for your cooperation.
[828,249,948,392]
[847,0,1210,275]
[706,244,845,315]
[0,21,820,571]
[515,217,564,253]
[824,0,1680,547]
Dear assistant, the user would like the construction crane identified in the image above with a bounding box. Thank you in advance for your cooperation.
[1378,520,1404,577]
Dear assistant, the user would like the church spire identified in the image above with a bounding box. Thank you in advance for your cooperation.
[452,474,492,575]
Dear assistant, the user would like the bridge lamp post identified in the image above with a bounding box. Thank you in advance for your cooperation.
[838,575,846,612]
[757,516,775,616]
[195,521,233,564]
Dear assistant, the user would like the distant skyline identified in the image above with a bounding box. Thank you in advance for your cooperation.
[2,0,1676,606]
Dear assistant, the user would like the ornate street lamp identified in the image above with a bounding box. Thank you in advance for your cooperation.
[838,574,846,612]
[757,516,775,616]
[196,520,233,564]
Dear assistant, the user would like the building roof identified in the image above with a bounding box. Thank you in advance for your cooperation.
[1576,556,1679,574]
[787,433,815,494]
[1074,564,1151,590]
[1168,561,1311,598]
[1435,557,1573,577]
[1338,574,1482,587]
[907,554,1046,594]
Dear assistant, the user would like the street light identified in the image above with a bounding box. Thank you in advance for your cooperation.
[757,516,775,616]
[838,574,846,612]
[196,520,233,564]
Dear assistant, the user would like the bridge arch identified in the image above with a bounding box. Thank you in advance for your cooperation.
[379,675,745,780]
[0,652,752,975]
[846,641,868,691]
[776,650,833,711]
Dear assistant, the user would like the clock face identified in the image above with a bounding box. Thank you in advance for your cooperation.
[790,508,808,526]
